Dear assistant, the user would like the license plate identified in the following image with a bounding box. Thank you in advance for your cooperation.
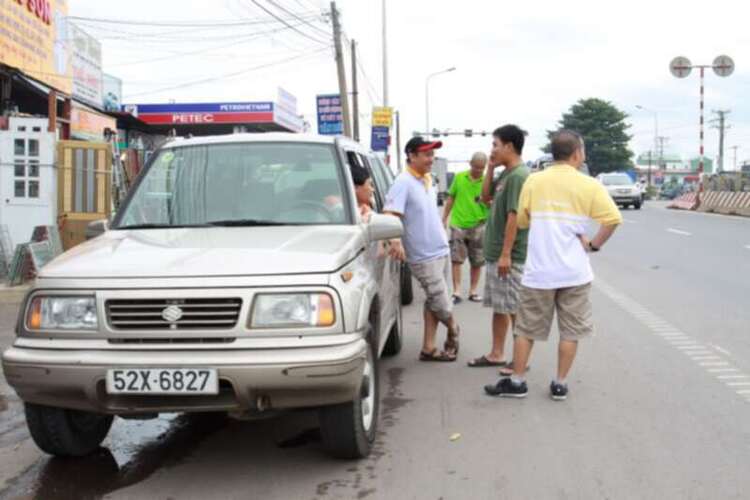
[617,189,630,194]
[106,368,219,395]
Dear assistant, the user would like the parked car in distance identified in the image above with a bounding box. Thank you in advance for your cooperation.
[2,133,407,460]
[597,172,642,209]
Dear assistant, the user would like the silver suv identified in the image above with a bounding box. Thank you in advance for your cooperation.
[2,133,404,459]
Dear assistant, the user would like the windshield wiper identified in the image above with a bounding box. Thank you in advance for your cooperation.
[207,219,293,227]
[114,223,212,230]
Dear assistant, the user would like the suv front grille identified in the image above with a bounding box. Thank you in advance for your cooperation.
[106,298,242,331]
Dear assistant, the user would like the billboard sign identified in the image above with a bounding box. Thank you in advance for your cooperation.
[0,0,72,93]
[71,103,116,141]
[102,73,122,112]
[372,106,393,128]
[316,94,343,135]
[69,22,103,107]
[126,102,275,125]
[371,126,389,152]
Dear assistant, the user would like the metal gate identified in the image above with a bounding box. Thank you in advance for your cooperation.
[57,140,111,250]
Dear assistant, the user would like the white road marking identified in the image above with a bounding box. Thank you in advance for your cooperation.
[594,279,747,402]
[623,219,638,224]
[711,345,732,356]
[667,228,692,236]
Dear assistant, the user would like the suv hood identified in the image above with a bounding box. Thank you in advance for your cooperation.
[41,226,366,279]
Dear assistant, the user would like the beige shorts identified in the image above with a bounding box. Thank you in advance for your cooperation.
[449,224,485,267]
[515,283,593,342]
[410,255,453,322]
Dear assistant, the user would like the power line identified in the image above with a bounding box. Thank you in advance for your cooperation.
[66,14,317,28]
[247,0,330,45]
[342,33,382,105]
[123,46,331,98]
[265,0,331,38]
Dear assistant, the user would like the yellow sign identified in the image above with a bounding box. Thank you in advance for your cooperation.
[71,104,116,142]
[372,106,393,128]
[0,0,72,94]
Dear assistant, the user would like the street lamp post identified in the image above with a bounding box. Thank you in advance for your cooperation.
[425,66,456,136]
[636,105,659,186]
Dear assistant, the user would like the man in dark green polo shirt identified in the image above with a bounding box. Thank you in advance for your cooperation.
[442,152,489,304]
[468,125,529,370]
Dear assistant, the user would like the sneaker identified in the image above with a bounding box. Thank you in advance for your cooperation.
[550,381,568,401]
[484,378,528,398]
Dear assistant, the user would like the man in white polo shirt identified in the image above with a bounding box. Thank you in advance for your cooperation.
[485,130,622,400]
[385,137,461,362]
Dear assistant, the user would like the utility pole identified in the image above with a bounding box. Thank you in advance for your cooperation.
[351,39,359,141]
[382,0,390,164]
[395,110,402,172]
[731,145,739,170]
[330,2,352,138]
[657,136,669,170]
[711,109,731,173]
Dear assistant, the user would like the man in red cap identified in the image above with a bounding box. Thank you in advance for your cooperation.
[385,137,461,361]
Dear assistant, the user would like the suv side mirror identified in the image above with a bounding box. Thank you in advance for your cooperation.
[85,218,109,240]
[367,213,402,241]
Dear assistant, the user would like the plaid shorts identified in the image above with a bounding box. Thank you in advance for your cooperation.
[483,261,524,314]
[449,224,486,267]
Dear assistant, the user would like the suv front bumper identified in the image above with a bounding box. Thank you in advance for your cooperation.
[2,337,367,414]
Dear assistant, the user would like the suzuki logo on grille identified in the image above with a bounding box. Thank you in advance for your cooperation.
[161,305,184,323]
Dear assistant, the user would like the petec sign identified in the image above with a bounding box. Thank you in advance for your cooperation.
[126,102,275,125]
[13,0,52,25]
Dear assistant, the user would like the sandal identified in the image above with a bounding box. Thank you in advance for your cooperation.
[419,348,457,362]
[451,295,463,305]
[444,324,461,356]
[468,294,483,302]
[467,355,508,368]
[498,363,530,377]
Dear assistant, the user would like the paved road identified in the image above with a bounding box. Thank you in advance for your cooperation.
[0,203,748,499]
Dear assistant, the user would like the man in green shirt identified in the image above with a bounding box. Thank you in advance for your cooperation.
[442,152,489,304]
[468,125,530,370]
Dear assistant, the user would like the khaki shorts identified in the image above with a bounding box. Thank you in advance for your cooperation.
[483,262,524,314]
[449,224,485,267]
[515,283,593,342]
[410,255,453,322]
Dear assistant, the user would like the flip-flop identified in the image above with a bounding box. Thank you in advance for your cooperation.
[467,355,508,368]
[419,349,457,362]
[451,295,463,305]
[468,294,483,302]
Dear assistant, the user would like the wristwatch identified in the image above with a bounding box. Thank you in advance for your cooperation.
[588,241,600,252]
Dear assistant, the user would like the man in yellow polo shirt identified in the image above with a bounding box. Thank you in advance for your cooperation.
[442,152,489,303]
[485,130,622,401]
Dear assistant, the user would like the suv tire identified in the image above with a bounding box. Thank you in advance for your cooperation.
[382,302,403,357]
[319,341,379,459]
[25,403,114,457]
[634,200,642,210]
[400,264,414,306]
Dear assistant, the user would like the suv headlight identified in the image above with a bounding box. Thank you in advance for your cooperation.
[250,293,335,328]
[26,296,98,331]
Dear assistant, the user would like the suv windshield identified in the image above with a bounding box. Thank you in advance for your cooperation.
[115,142,350,228]
[601,175,633,186]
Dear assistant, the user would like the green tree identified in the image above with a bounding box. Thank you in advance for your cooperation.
[544,98,634,176]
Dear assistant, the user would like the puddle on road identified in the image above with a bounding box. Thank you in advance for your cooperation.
[314,366,412,500]
[0,412,228,500]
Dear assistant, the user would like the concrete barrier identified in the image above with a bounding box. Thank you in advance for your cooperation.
[668,192,699,210]
[699,191,750,216]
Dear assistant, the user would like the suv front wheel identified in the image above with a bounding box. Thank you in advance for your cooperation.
[25,403,114,457]
[319,340,379,459]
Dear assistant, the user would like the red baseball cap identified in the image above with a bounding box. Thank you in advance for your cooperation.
[405,136,443,155]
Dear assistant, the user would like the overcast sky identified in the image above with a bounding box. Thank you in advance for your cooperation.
[71,0,750,170]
